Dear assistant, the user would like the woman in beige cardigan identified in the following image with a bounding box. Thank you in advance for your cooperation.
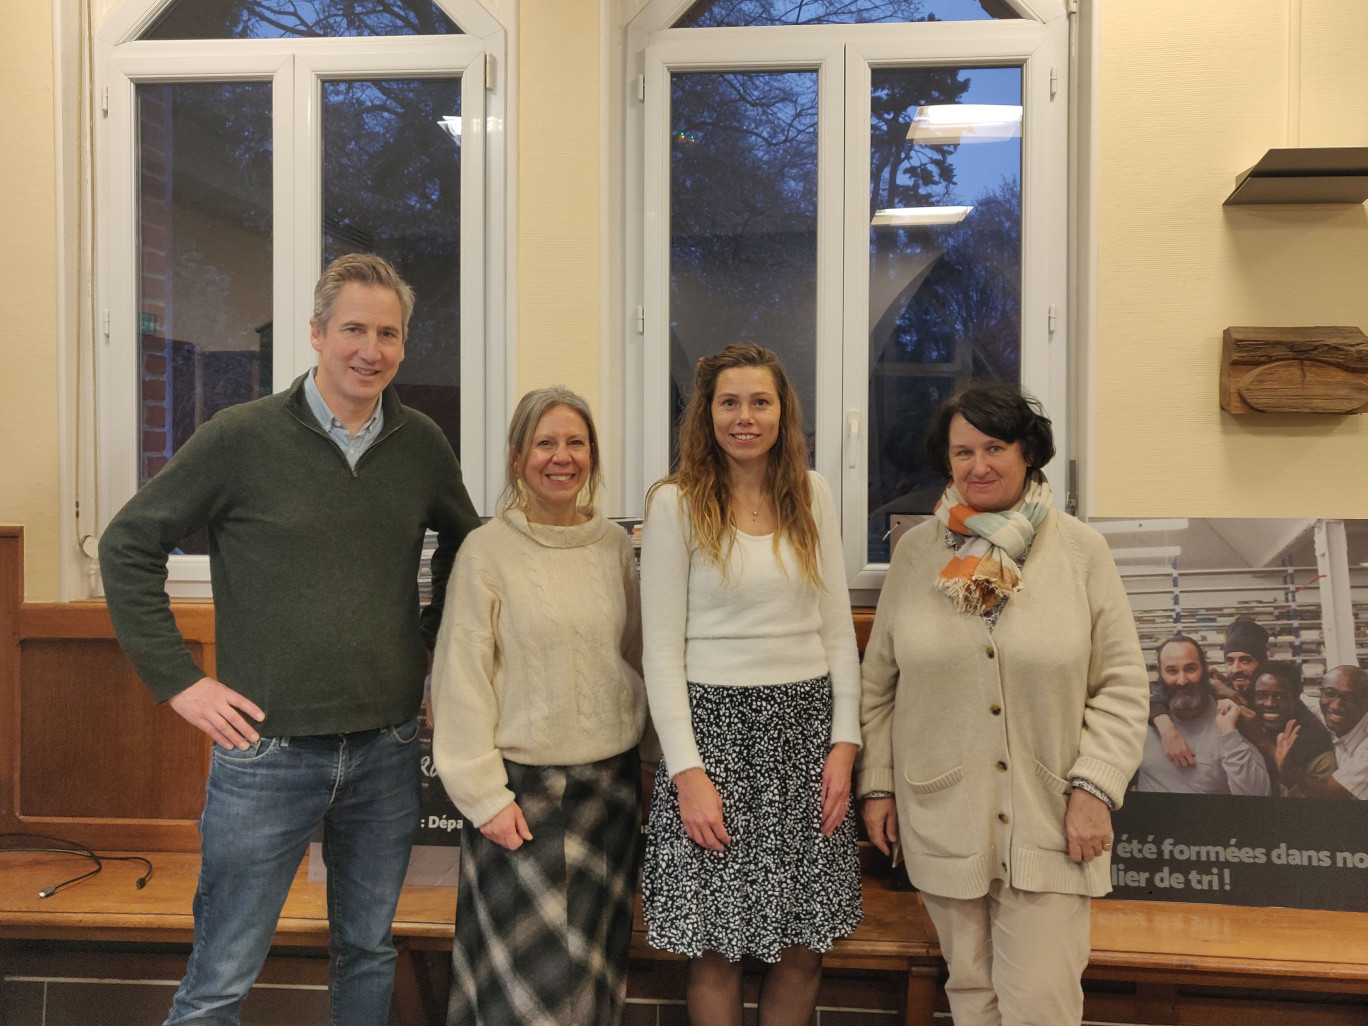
[858,382,1148,1026]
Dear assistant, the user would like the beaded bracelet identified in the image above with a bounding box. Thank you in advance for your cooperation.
[1069,777,1115,809]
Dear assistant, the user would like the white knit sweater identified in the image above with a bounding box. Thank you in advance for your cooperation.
[640,471,862,776]
[430,509,646,827]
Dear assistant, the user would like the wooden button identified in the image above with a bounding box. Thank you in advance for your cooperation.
[986,647,996,658]
[999,813,1009,823]
[990,704,1002,715]
[996,761,1008,772]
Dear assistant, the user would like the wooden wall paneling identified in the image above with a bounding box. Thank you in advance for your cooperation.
[19,638,211,821]
[1,528,22,835]
[0,529,214,850]
[19,601,216,641]
[853,608,875,653]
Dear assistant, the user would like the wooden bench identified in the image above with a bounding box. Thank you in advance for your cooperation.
[5,848,1368,1025]
[0,846,940,1025]
[0,850,457,1025]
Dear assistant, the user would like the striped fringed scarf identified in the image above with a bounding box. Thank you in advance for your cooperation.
[933,477,1053,615]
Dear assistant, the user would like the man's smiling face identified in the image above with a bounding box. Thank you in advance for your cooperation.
[309,282,405,423]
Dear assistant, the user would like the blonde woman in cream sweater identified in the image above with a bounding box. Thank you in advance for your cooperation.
[431,387,645,1026]
[640,344,863,1026]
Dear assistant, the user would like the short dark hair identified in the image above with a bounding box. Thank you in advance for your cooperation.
[1156,634,1207,673]
[1324,664,1368,695]
[923,380,1056,481]
[1257,660,1303,697]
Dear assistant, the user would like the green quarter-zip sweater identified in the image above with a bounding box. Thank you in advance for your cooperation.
[99,372,482,737]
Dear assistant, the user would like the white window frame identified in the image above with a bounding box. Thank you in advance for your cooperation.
[623,0,1071,594]
[90,0,508,598]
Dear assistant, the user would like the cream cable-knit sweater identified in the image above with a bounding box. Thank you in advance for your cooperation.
[430,509,646,827]
[640,471,862,777]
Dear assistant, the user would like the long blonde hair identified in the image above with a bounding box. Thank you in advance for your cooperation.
[501,386,603,518]
[649,344,822,588]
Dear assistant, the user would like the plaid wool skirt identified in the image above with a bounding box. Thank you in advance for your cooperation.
[447,749,641,1026]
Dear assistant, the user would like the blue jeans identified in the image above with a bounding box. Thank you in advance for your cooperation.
[164,720,422,1026]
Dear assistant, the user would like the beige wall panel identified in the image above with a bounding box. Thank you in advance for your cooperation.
[517,1,603,409]
[1298,0,1368,147]
[1094,1,1368,517]
[0,2,61,599]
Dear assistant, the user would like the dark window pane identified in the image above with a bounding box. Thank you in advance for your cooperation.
[670,71,818,466]
[866,66,1022,562]
[323,79,462,451]
[675,0,1016,28]
[145,0,461,40]
[138,81,272,552]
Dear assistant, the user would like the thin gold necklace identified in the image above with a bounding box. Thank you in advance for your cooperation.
[737,493,767,517]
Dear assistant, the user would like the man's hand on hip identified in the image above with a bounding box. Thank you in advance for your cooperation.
[169,677,266,749]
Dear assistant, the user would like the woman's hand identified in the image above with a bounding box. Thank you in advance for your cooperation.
[1154,714,1196,767]
[820,742,858,836]
[479,800,534,850]
[674,767,730,851]
[861,797,899,856]
[1064,787,1112,863]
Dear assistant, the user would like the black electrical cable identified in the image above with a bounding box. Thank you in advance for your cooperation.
[0,832,154,897]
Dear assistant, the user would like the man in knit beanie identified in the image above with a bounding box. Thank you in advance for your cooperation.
[1222,616,1269,698]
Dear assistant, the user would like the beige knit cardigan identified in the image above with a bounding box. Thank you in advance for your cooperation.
[858,508,1149,900]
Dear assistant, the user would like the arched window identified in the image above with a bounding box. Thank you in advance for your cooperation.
[624,0,1069,589]
[93,0,507,593]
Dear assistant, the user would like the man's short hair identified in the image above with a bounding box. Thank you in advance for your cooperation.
[1324,664,1368,693]
[1156,633,1207,673]
[313,253,416,338]
[1258,659,1303,697]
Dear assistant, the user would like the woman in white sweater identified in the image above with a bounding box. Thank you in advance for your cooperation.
[859,382,1148,1025]
[431,387,645,1026]
[641,344,862,1026]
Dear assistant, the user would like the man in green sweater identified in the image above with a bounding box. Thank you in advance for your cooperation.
[99,254,481,1026]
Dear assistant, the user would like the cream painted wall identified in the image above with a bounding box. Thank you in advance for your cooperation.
[1093,0,1368,516]
[515,0,603,410]
[0,2,61,600]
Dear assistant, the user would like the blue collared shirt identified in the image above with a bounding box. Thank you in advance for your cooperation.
[303,370,384,469]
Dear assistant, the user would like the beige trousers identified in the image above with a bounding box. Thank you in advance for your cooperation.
[920,881,1091,1026]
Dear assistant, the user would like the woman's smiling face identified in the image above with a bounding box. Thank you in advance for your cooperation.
[711,366,781,470]
[947,413,1030,512]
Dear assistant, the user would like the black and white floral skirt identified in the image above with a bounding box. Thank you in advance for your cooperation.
[642,676,862,963]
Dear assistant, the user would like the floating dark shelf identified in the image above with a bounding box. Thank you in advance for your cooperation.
[1224,146,1368,205]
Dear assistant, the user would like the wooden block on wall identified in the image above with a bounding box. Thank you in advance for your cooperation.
[1220,325,1368,414]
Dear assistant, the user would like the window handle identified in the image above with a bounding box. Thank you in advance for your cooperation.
[846,410,862,470]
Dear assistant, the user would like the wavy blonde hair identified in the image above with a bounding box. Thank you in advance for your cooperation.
[649,344,821,588]
[502,386,603,518]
